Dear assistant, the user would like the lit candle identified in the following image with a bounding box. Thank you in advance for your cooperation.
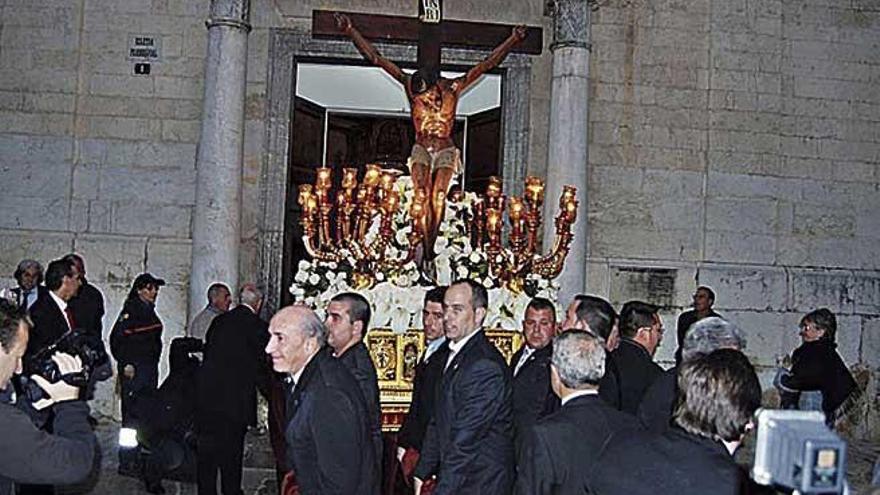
[298,184,313,208]
[383,190,399,212]
[380,172,395,192]
[525,176,544,205]
[342,168,358,190]
[508,196,524,222]
[364,164,381,186]
[316,167,332,190]
[487,208,501,232]
[487,176,502,199]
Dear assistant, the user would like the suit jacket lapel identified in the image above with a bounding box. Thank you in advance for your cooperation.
[443,330,484,383]
[288,348,325,419]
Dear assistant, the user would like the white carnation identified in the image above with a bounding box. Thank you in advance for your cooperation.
[298,260,311,271]
[469,251,481,264]
[294,271,307,283]
[308,273,320,285]
[394,273,411,287]
[456,265,469,278]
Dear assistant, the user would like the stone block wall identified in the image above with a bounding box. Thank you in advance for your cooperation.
[1,0,878,434]
[587,0,880,436]
[0,0,209,416]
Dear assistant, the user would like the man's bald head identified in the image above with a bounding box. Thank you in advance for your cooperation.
[266,305,326,374]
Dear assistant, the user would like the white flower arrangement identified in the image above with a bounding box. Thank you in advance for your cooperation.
[290,175,560,332]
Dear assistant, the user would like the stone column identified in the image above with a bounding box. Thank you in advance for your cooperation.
[189,0,250,320]
[543,0,591,305]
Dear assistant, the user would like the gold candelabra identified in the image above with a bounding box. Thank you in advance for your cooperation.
[474,176,578,292]
[297,164,421,288]
[297,167,578,292]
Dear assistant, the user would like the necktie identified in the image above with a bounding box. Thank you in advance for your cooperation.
[64,306,77,331]
[20,290,31,309]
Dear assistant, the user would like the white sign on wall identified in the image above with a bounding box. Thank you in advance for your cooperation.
[129,35,161,61]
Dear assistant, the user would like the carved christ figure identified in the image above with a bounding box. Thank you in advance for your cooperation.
[336,13,527,261]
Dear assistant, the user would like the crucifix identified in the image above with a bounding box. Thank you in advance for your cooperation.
[312,4,541,266]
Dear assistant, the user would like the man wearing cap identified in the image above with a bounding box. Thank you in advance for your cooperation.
[109,273,166,423]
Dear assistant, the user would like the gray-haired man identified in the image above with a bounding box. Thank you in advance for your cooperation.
[188,283,232,341]
[266,306,378,495]
[637,316,746,432]
[515,330,635,495]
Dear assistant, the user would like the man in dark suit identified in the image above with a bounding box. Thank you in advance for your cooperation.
[674,286,721,364]
[63,253,105,340]
[7,259,48,311]
[324,292,383,469]
[414,279,514,495]
[589,349,761,495]
[515,330,636,495]
[26,258,82,360]
[638,316,745,433]
[197,284,270,495]
[597,301,663,413]
[17,257,82,495]
[266,305,378,495]
[397,286,449,481]
[510,297,559,451]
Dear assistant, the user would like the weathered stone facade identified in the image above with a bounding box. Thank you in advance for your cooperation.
[1,0,878,435]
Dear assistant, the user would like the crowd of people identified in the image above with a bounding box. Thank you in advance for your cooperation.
[0,253,865,495]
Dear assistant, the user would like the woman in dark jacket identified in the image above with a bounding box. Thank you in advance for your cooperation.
[776,308,858,427]
[110,273,166,423]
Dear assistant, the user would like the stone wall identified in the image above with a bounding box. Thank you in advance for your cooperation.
[585,0,880,436]
[1,0,878,434]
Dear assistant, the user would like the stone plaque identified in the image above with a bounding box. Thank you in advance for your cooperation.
[609,266,677,308]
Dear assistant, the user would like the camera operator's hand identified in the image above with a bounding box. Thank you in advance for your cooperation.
[31,352,83,410]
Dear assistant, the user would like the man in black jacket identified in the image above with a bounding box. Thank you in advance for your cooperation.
[26,257,82,361]
[63,254,105,340]
[638,317,745,433]
[6,259,47,311]
[266,305,378,495]
[397,286,449,482]
[674,286,721,364]
[414,279,514,495]
[515,330,635,495]
[598,301,663,413]
[510,297,559,452]
[324,292,383,469]
[590,349,761,495]
[197,284,270,495]
[0,299,96,495]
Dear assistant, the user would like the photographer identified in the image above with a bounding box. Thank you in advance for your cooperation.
[0,300,96,495]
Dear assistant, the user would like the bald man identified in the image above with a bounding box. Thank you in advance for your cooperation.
[266,306,378,495]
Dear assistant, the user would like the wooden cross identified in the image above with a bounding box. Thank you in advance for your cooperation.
[312,2,543,68]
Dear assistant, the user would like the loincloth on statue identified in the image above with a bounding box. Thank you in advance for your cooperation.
[408,143,461,175]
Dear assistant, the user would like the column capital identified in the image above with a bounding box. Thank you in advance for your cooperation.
[207,0,251,32]
[548,0,592,51]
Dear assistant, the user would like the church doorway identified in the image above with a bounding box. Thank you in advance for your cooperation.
[259,29,534,311]
[281,61,502,305]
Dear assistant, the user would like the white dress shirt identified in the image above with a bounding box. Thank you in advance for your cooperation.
[445,329,482,371]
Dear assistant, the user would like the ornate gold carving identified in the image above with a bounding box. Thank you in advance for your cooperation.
[367,328,523,431]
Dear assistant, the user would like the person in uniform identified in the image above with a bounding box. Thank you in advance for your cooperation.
[110,273,166,423]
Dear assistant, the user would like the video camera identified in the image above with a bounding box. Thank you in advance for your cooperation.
[751,409,848,494]
[21,330,112,403]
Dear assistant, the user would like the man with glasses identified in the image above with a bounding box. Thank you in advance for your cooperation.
[598,301,664,414]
